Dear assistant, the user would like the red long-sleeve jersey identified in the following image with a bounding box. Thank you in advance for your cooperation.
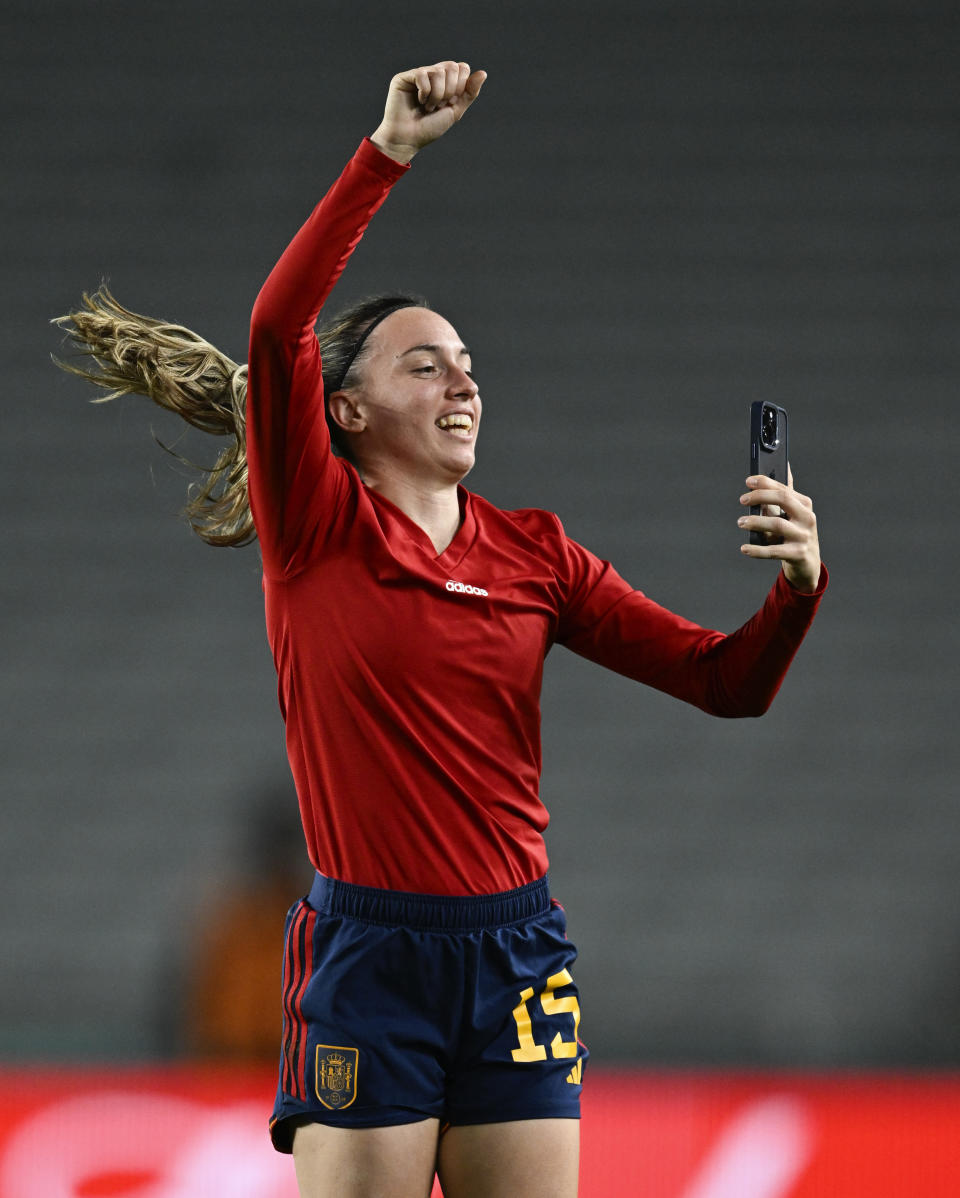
[246,138,827,895]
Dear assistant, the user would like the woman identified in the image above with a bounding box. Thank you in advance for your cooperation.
[57,61,826,1198]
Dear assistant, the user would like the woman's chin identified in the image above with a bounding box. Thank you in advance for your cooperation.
[438,443,476,481]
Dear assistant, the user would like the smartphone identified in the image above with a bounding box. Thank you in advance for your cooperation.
[749,401,788,545]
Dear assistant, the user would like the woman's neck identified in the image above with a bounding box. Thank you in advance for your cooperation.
[362,469,462,555]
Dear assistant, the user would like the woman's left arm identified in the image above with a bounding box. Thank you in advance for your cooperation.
[555,468,827,717]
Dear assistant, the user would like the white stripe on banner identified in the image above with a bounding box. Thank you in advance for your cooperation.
[679,1095,815,1198]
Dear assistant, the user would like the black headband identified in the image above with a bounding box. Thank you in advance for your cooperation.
[327,301,421,393]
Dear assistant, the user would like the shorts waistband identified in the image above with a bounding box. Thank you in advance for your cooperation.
[307,873,551,931]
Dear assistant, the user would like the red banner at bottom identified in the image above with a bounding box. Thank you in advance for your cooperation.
[0,1066,957,1196]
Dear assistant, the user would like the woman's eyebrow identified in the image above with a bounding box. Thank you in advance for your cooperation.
[399,343,472,358]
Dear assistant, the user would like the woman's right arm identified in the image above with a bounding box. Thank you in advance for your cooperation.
[246,142,410,572]
[246,62,485,575]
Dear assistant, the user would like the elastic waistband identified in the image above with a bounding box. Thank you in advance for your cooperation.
[307,872,551,931]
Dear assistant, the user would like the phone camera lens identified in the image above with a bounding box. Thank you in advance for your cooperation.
[761,405,779,450]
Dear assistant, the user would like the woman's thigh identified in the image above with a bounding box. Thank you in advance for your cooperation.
[436,1118,579,1198]
[292,1117,440,1198]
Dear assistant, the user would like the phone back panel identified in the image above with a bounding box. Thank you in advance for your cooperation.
[749,402,789,543]
[750,401,789,485]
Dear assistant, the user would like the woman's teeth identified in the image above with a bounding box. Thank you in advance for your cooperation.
[436,415,473,432]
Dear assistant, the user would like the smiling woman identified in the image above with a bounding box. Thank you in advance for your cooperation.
[322,306,480,553]
[54,60,827,1198]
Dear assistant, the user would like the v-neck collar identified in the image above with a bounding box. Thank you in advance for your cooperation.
[366,484,477,569]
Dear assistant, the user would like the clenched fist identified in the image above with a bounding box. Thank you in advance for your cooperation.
[371,61,487,163]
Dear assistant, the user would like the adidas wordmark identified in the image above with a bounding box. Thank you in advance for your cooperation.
[445,580,489,597]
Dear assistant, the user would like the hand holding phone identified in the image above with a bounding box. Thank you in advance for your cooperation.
[749,402,788,545]
[740,403,822,593]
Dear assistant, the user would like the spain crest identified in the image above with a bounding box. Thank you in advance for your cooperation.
[315,1045,359,1110]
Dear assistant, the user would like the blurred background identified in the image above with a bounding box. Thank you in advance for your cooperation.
[2,0,959,1190]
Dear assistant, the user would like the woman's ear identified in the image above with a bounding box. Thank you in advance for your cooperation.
[328,390,366,434]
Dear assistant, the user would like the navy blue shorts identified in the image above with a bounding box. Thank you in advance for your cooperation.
[269,873,587,1152]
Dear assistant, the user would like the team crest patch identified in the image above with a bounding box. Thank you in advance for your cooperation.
[315,1045,358,1110]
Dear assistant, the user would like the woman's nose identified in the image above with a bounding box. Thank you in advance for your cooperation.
[449,367,478,397]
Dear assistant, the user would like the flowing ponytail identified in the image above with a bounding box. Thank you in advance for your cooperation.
[53,286,429,548]
[53,287,253,546]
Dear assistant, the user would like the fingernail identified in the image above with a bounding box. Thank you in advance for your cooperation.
[737,516,747,527]
[746,477,758,486]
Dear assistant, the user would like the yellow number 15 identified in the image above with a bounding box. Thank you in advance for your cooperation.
[510,969,582,1083]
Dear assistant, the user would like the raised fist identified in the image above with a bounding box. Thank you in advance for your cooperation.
[371,61,487,163]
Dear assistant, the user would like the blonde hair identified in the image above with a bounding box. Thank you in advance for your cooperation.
[53,286,429,547]
[53,287,253,546]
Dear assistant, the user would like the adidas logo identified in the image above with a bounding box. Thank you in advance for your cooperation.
[445,580,489,597]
